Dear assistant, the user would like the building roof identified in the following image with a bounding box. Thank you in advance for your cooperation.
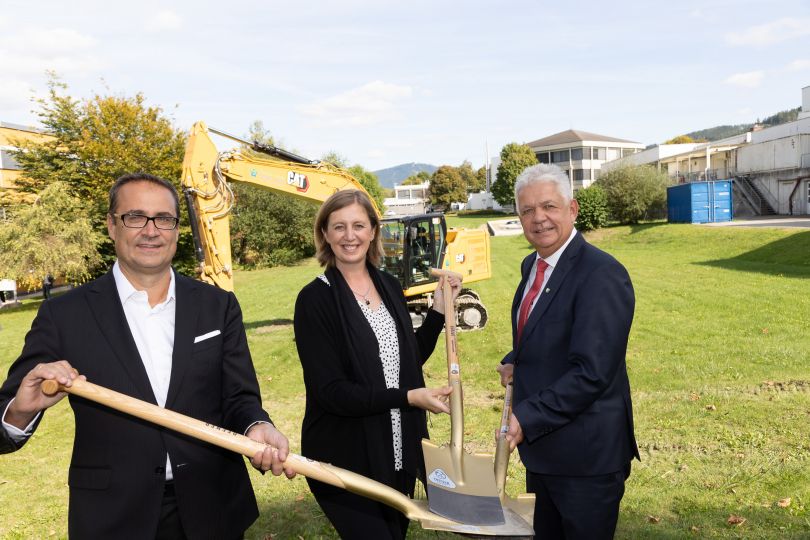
[527,129,640,147]
[0,121,46,134]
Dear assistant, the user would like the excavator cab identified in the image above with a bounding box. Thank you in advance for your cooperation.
[380,214,446,290]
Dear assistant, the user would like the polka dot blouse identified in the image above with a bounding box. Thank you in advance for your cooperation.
[358,300,404,471]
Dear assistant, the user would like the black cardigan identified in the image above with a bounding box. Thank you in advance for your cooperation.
[293,266,444,488]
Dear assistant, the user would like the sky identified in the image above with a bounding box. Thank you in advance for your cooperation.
[2,0,809,172]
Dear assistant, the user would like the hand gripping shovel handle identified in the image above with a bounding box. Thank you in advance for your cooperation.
[494,381,513,500]
[429,268,464,458]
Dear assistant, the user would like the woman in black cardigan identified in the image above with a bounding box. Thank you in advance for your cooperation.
[294,190,460,539]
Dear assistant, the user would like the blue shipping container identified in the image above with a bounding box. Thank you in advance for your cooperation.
[667,181,732,223]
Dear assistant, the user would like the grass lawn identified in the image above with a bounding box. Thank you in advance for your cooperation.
[1,222,809,539]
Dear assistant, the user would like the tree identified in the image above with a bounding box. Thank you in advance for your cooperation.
[458,160,485,193]
[492,143,538,207]
[597,165,670,224]
[428,165,466,209]
[402,171,431,186]
[11,75,189,273]
[0,182,103,288]
[230,184,319,267]
[664,135,696,144]
[347,165,386,212]
[574,184,608,232]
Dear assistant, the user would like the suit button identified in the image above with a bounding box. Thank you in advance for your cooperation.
[155,466,165,475]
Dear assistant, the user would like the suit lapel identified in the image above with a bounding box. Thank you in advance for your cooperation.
[85,272,157,404]
[166,272,199,409]
[516,234,586,351]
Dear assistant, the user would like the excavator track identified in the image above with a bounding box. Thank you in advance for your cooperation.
[407,294,488,332]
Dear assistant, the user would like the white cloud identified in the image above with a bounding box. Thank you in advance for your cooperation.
[0,27,100,76]
[0,27,95,55]
[146,10,183,32]
[0,79,36,109]
[786,59,810,72]
[725,18,810,46]
[724,71,764,88]
[300,81,413,126]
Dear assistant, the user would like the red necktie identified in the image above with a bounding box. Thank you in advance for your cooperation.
[517,259,549,340]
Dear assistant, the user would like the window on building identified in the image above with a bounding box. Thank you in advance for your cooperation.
[572,169,589,181]
[592,147,606,160]
[551,149,569,163]
[571,148,584,160]
[606,148,620,161]
[0,150,21,170]
[537,152,550,164]
[622,148,637,157]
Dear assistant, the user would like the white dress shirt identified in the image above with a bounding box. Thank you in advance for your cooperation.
[520,228,579,315]
[113,262,176,479]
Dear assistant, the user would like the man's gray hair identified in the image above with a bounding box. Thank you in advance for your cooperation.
[514,164,572,208]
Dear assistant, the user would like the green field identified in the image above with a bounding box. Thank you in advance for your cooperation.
[1,222,809,539]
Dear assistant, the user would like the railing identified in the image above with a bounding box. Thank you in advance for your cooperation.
[733,176,764,214]
[669,167,735,183]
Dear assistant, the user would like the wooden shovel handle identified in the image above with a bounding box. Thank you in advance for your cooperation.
[39,378,418,516]
[429,268,464,457]
[494,381,514,499]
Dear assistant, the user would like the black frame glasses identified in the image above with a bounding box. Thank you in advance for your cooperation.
[111,213,180,230]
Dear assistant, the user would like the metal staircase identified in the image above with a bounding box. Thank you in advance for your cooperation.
[734,176,777,215]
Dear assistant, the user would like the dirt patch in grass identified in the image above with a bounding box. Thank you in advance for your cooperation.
[757,380,810,393]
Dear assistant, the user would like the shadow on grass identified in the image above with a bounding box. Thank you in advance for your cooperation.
[699,230,810,278]
[244,318,294,330]
[628,221,668,234]
[0,298,43,315]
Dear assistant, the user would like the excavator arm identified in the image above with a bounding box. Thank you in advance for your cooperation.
[181,121,377,290]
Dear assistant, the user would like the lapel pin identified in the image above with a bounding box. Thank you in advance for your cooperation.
[545,288,551,293]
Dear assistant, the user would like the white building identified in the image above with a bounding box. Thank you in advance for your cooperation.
[527,129,645,191]
[383,182,430,215]
[603,85,810,216]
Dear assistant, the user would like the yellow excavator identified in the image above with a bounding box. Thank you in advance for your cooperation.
[181,121,491,330]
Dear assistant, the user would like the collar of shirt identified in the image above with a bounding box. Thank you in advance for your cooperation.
[533,227,578,269]
[112,261,176,310]
[522,228,578,304]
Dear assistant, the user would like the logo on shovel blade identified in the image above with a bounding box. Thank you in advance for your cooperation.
[428,468,456,489]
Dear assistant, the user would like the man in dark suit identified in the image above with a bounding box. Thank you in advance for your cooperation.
[0,173,294,539]
[497,163,639,540]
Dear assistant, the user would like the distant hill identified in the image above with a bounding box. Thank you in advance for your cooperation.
[372,163,437,188]
[675,107,801,142]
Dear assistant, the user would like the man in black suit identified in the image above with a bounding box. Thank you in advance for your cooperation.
[497,163,639,540]
[0,173,294,539]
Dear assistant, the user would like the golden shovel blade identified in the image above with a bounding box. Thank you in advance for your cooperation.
[422,438,505,525]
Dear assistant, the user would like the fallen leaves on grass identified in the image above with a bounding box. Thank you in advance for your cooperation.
[647,515,660,523]
[689,392,700,401]
[777,497,791,508]
[705,404,717,411]
[727,515,746,526]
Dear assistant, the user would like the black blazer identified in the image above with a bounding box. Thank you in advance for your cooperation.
[505,233,640,476]
[0,270,270,539]
[293,268,443,487]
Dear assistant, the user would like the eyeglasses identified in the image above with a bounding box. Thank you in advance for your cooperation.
[112,213,180,230]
